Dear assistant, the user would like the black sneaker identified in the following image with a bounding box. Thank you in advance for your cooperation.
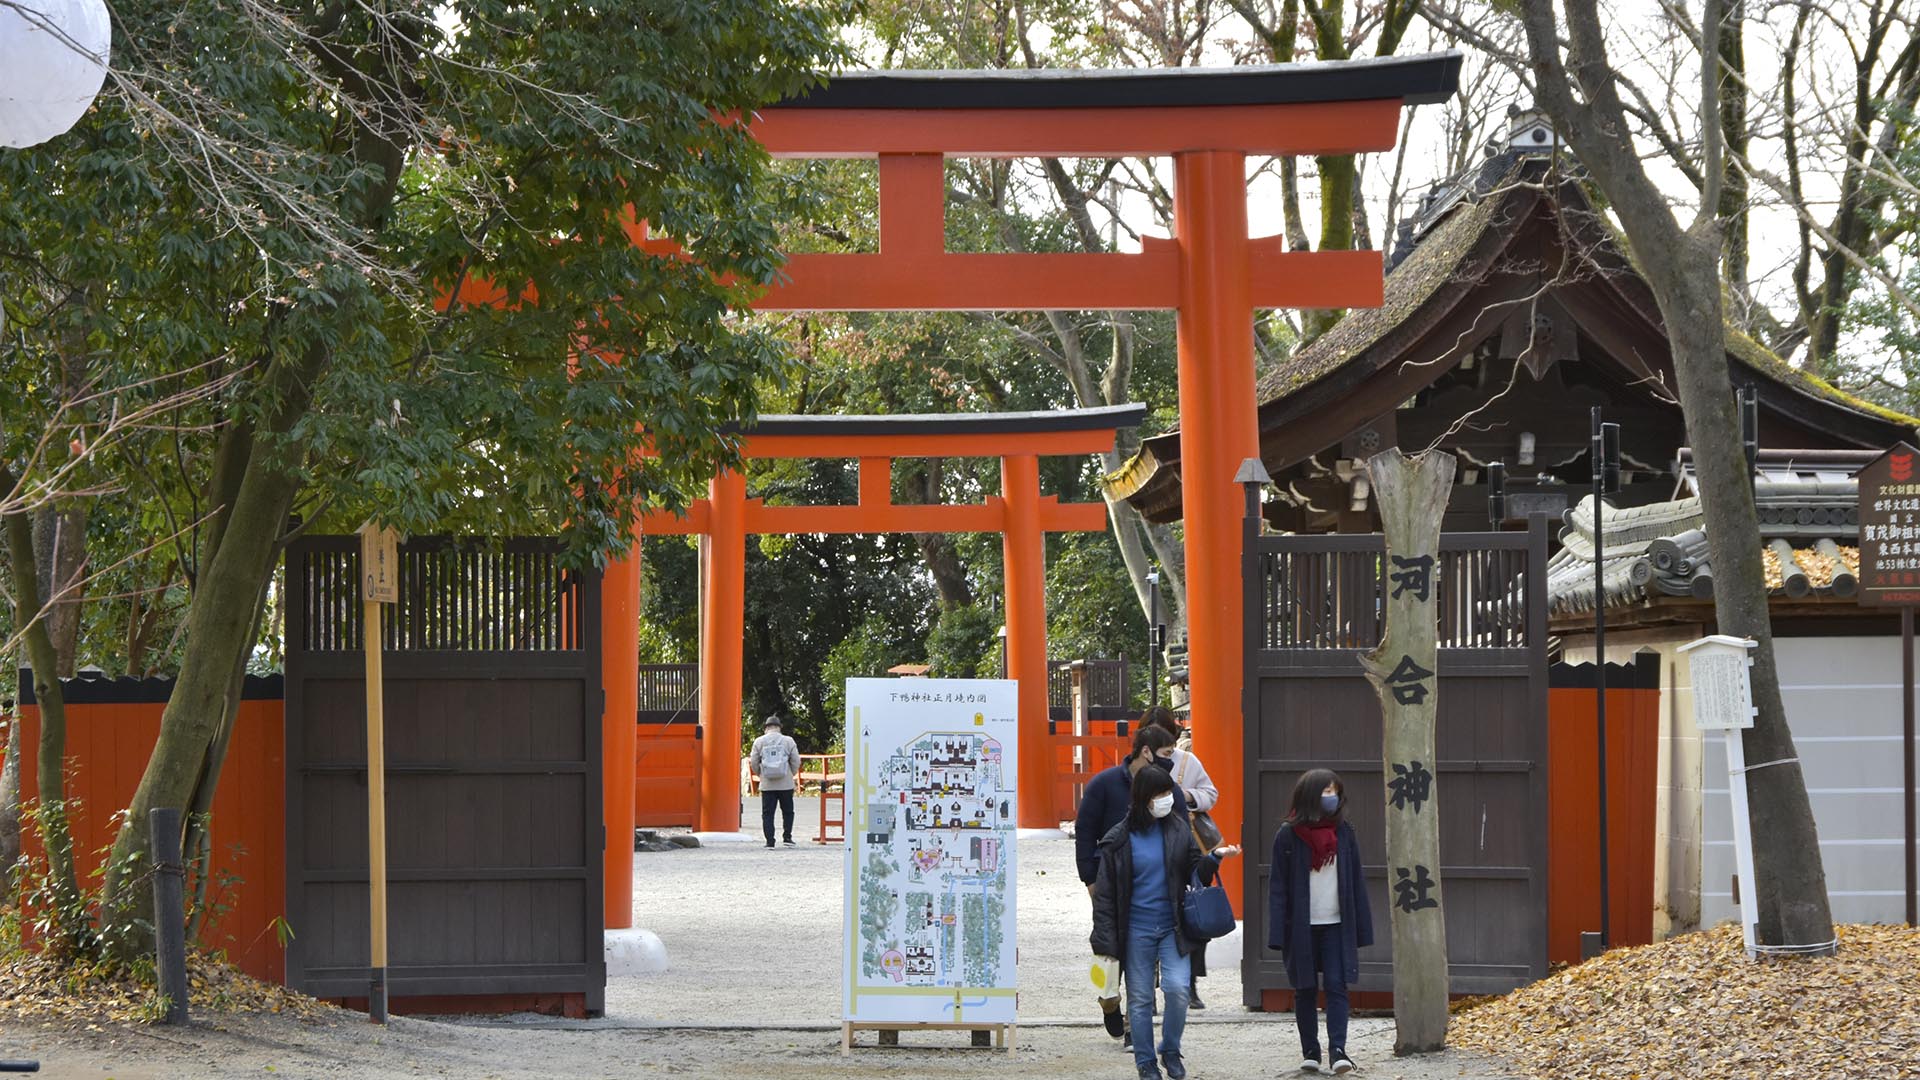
[1103,1006,1126,1038]
[1330,1048,1354,1074]
[783,838,796,847]
[1161,1051,1186,1079]
[1299,1051,1323,1073]
[764,841,775,848]
[1135,1064,1162,1080]
[1188,983,1205,1010]
[1122,1027,1131,1049]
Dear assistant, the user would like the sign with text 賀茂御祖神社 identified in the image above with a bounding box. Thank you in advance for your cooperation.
[843,678,1018,1026]
[1858,441,1920,606]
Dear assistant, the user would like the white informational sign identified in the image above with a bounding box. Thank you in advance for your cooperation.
[1679,635,1760,956]
[843,678,1018,1025]
[1684,636,1757,731]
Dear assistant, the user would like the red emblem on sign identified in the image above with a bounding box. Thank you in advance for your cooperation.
[1892,452,1914,481]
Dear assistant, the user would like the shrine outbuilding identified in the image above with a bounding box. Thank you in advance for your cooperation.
[1109,116,1920,948]
[1107,118,1917,536]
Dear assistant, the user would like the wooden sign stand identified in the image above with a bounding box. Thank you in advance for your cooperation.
[841,1020,1016,1055]
[358,523,399,1023]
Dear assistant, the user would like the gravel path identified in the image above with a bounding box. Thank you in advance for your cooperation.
[614,800,1162,1024]
[0,800,1524,1078]
[7,1010,1523,1079]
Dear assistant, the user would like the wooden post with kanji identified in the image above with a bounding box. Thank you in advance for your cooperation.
[1360,448,1453,1054]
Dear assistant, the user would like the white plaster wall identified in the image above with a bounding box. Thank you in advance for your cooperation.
[1695,635,1914,928]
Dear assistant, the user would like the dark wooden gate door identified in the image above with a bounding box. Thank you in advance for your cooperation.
[285,536,605,1013]
[1241,518,1550,1006]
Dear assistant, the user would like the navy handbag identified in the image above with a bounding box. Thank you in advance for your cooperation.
[1181,869,1236,940]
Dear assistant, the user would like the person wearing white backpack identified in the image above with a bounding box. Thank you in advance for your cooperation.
[749,716,801,848]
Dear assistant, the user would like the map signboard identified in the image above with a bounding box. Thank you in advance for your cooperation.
[843,678,1018,1026]
[1858,441,1920,606]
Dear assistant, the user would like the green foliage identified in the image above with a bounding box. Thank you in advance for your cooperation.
[1047,533,1149,705]
[4,801,153,969]
[820,616,920,748]
[926,604,996,678]
[2,0,859,570]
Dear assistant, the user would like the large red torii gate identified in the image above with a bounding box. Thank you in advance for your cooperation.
[590,57,1462,926]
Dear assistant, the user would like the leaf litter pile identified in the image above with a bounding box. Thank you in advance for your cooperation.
[0,949,334,1024]
[1452,923,1920,1079]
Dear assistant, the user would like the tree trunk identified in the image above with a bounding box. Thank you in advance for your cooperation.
[183,574,270,943]
[909,459,974,610]
[4,504,82,944]
[1646,233,1836,949]
[1303,153,1359,340]
[1520,0,1836,953]
[1716,0,1749,306]
[1360,447,1453,1054]
[0,662,22,893]
[100,420,304,957]
[31,505,88,677]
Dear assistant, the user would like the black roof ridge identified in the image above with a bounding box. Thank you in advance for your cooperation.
[735,403,1147,437]
[770,54,1463,111]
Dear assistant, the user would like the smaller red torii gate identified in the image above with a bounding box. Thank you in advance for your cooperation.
[618,405,1145,839]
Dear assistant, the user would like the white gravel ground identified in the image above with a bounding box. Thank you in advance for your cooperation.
[0,797,1523,1078]
[613,796,1168,1024]
[8,1008,1524,1079]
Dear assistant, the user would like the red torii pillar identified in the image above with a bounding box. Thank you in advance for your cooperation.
[695,467,748,832]
[1173,150,1258,892]
[1000,453,1049,827]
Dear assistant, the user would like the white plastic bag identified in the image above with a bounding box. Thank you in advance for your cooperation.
[1090,955,1121,1003]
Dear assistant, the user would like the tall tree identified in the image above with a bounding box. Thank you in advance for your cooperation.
[1517,0,1835,951]
[2,0,850,958]
[1228,0,1424,336]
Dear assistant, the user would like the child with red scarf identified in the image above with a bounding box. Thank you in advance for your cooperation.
[1268,769,1373,1075]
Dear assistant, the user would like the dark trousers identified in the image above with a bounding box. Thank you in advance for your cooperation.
[761,788,795,844]
[1294,924,1349,1058]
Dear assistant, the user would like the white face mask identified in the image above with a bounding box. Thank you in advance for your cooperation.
[1149,793,1175,819]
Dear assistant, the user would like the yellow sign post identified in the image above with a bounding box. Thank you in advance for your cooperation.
[358,523,399,1022]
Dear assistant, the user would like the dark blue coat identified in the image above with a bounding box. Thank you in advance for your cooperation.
[1089,816,1221,959]
[1268,820,1374,990]
[1074,762,1188,884]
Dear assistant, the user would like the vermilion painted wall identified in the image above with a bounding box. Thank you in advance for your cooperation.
[17,697,286,983]
[633,725,701,827]
[1546,685,1659,965]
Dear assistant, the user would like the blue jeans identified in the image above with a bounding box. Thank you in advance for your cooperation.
[1294,924,1349,1058]
[1125,922,1191,1072]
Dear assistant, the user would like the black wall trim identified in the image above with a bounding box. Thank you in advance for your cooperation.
[1547,652,1661,691]
[730,403,1147,437]
[771,55,1464,111]
[18,671,284,706]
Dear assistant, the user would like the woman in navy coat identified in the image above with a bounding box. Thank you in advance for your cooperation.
[1268,769,1373,1075]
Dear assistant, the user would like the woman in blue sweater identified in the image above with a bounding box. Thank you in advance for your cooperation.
[1268,769,1373,1075]
[1091,766,1240,1080]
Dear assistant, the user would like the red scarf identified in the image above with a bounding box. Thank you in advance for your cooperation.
[1291,819,1339,871]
